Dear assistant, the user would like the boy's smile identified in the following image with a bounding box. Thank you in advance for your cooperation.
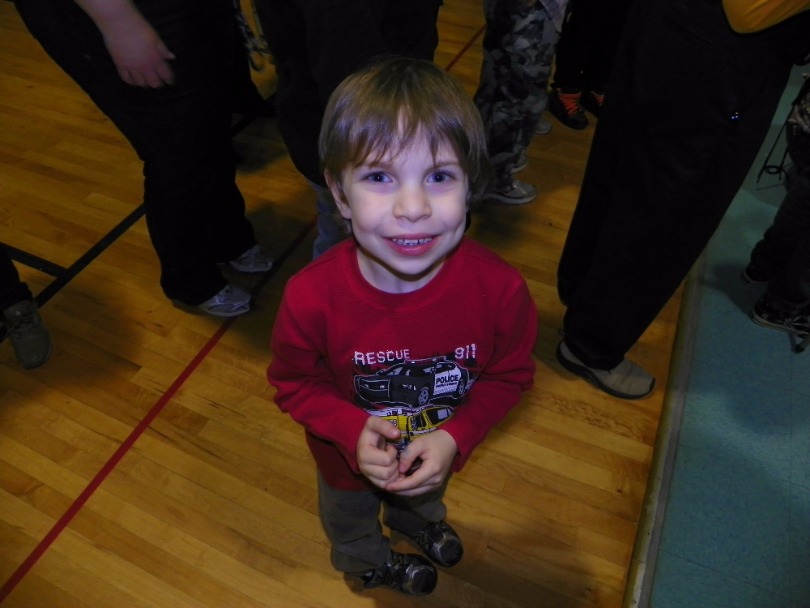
[331,136,468,293]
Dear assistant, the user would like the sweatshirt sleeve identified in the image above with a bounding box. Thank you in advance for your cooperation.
[722,0,810,33]
[439,276,537,470]
[267,284,369,474]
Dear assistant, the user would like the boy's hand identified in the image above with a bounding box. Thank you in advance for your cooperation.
[385,430,457,497]
[356,416,402,489]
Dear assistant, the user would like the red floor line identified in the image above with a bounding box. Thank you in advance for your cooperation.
[1,18,484,599]
[0,218,315,603]
[444,23,485,72]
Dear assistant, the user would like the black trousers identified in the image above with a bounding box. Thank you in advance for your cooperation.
[15,0,256,304]
[557,0,810,369]
[551,0,631,93]
[750,149,810,306]
[254,0,442,187]
[0,246,32,310]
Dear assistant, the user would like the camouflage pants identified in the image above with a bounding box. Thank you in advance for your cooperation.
[474,0,559,188]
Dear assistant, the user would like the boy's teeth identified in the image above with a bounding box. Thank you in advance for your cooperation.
[393,237,431,246]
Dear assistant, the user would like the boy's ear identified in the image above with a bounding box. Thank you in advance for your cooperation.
[326,173,352,220]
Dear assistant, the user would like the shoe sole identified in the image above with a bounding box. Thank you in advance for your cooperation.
[487,190,537,205]
[172,299,252,318]
[536,122,552,135]
[510,160,529,174]
[226,260,274,273]
[740,268,769,285]
[555,343,654,400]
[751,311,809,337]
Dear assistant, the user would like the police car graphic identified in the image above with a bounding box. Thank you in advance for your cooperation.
[354,356,472,408]
[371,404,455,446]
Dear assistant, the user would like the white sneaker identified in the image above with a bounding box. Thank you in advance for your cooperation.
[198,284,251,317]
[487,179,537,205]
[229,244,274,273]
[536,116,553,134]
[511,152,529,174]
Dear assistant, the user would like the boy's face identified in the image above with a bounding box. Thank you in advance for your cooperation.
[330,136,468,294]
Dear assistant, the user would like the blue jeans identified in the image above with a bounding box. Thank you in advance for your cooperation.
[15,0,257,304]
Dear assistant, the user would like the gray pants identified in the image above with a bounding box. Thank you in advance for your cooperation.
[317,472,448,573]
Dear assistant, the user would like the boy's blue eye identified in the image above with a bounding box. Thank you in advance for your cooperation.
[430,170,454,183]
[364,172,389,183]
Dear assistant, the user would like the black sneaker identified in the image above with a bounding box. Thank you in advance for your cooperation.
[2,299,51,369]
[357,551,437,595]
[581,90,605,117]
[404,520,464,567]
[751,294,810,336]
[548,86,589,130]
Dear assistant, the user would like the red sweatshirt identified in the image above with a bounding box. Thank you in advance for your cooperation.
[267,237,537,491]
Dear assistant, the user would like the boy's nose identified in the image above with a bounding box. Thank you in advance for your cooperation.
[394,184,431,220]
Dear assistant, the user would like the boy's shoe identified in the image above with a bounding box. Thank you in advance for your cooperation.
[357,551,437,596]
[581,90,605,117]
[536,116,553,134]
[2,299,52,369]
[403,520,464,567]
[556,340,655,400]
[751,294,810,337]
[488,179,537,205]
[228,244,274,273]
[741,261,771,285]
[548,87,589,130]
[197,284,252,317]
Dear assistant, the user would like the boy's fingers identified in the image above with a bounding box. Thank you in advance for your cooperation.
[365,415,402,440]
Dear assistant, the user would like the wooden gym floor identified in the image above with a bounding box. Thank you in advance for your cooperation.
[0,1,682,606]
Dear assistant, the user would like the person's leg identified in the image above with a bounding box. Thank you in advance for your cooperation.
[15,0,257,305]
[547,0,590,129]
[316,474,439,595]
[382,475,462,567]
[756,167,810,304]
[309,180,349,258]
[473,0,557,202]
[0,246,32,310]
[256,0,440,188]
[317,474,390,573]
[749,164,810,294]
[558,0,808,373]
[382,0,442,60]
[550,0,587,92]
[1,246,51,369]
[578,0,631,91]
[256,0,441,256]
[382,479,448,535]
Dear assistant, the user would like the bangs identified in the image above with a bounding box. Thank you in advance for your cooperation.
[320,57,491,200]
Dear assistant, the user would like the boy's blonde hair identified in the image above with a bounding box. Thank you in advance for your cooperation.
[319,56,491,204]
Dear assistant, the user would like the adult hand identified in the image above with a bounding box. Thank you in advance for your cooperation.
[102,16,175,88]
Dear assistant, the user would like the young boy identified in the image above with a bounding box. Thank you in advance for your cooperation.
[267,57,537,596]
